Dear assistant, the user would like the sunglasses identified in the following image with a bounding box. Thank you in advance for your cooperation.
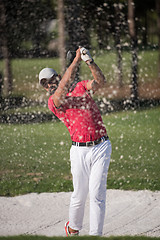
[40,75,59,88]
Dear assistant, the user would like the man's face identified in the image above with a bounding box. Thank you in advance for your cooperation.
[47,75,61,95]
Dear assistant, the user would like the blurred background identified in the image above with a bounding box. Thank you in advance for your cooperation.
[0,0,160,196]
[0,0,160,122]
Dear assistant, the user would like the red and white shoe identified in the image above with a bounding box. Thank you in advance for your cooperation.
[65,221,79,236]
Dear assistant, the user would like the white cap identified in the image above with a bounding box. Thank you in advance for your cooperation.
[39,68,57,84]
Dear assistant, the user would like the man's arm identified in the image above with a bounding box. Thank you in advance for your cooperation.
[86,61,106,92]
[79,47,106,93]
[52,48,81,107]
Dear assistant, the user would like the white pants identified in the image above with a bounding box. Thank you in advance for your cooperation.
[69,139,112,236]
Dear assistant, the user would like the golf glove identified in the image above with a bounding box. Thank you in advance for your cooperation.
[80,47,94,65]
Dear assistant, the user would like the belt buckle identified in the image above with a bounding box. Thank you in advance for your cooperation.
[86,141,94,147]
[101,137,105,142]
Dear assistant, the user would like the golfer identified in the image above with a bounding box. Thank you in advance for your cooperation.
[39,47,112,236]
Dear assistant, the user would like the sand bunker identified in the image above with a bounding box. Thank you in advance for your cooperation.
[0,190,160,237]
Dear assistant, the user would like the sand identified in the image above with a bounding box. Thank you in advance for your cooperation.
[0,190,160,237]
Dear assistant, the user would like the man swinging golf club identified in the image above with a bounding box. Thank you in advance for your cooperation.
[39,46,112,236]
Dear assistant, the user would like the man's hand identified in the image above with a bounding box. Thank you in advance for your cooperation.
[80,47,93,64]
[75,48,82,62]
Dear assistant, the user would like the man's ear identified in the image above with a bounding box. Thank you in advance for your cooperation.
[57,74,61,80]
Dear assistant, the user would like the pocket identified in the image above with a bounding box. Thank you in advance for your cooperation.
[70,145,76,162]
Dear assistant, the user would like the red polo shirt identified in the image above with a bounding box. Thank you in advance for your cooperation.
[48,80,107,142]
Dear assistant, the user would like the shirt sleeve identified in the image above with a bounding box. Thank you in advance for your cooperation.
[48,96,66,121]
[80,80,90,91]
[48,96,56,114]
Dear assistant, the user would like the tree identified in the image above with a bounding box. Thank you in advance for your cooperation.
[0,0,55,96]
[65,0,91,83]
[65,0,81,83]
[128,0,138,101]
[58,0,66,74]
[114,3,124,88]
[156,0,160,79]
[0,0,12,96]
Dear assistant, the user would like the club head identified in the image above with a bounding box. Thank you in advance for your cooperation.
[66,50,76,61]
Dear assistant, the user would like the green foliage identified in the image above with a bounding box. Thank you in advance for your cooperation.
[0,57,61,100]
[0,107,159,196]
[2,0,55,57]
[0,235,159,240]
[0,121,72,196]
[105,107,160,191]
[0,50,158,101]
